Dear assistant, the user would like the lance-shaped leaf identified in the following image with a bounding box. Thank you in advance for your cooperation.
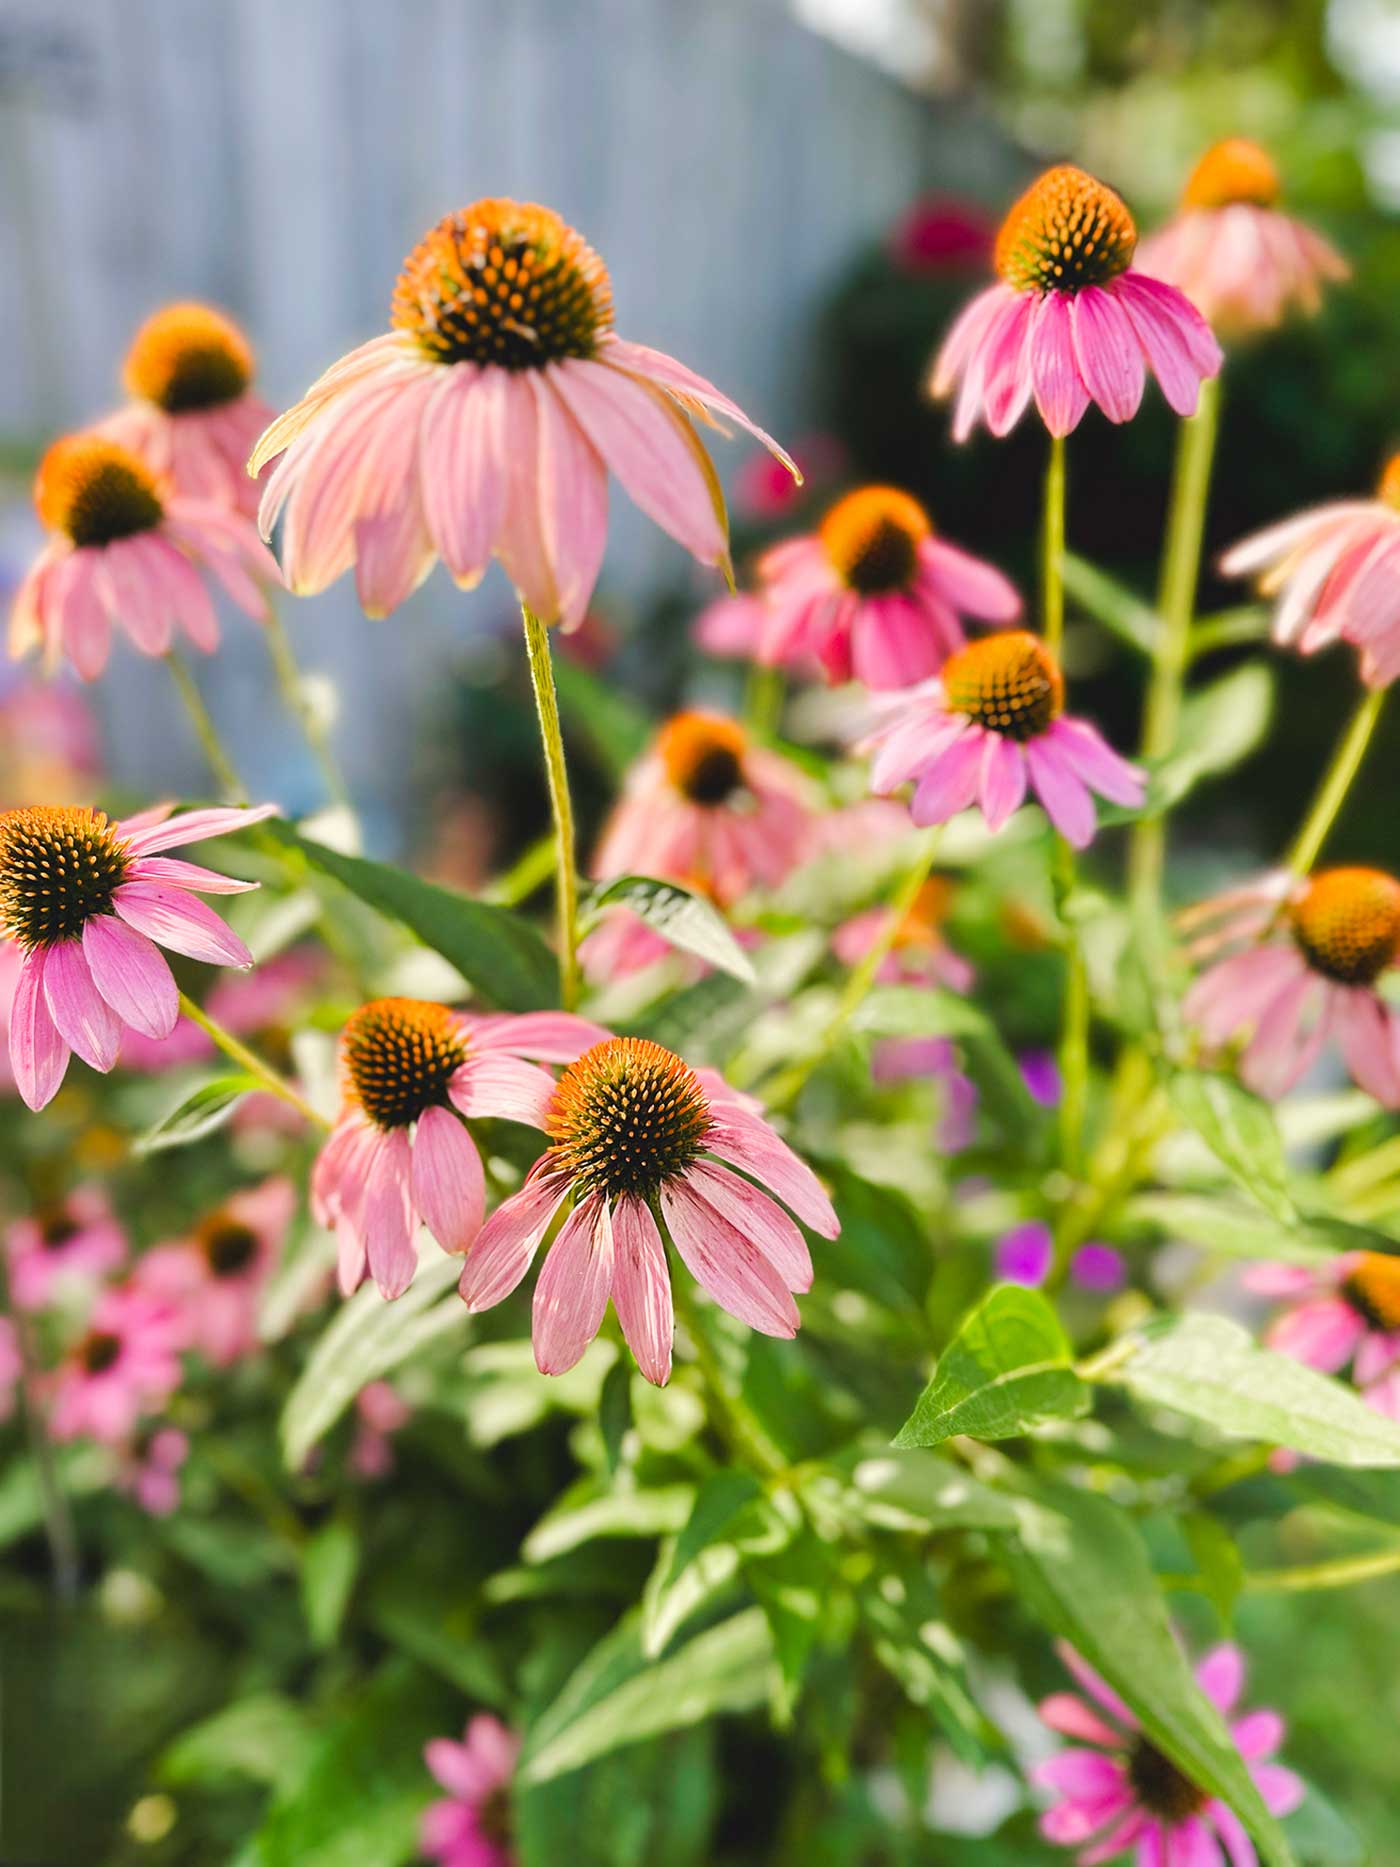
[1167,1069,1295,1221]
[586,875,756,983]
[135,1072,258,1153]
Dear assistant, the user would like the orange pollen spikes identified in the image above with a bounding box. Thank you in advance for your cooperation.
[123,302,255,412]
[0,805,130,950]
[1345,1252,1400,1332]
[546,1036,711,1202]
[1182,139,1280,211]
[820,486,930,596]
[391,198,613,370]
[658,711,748,806]
[995,165,1137,295]
[341,997,467,1129]
[1290,868,1400,987]
[34,436,165,549]
[942,631,1063,741]
[1377,453,1400,512]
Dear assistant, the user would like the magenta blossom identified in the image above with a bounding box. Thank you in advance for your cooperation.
[48,1285,184,1444]
[996,1221,1054,1287]
[1245,1254,1400,1419]
[7,1185,127,1311]
[116,1425,190,1517]
[421,1714,520,1867]
[136,1176,295,1367]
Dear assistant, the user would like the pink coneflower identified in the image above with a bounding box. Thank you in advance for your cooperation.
[832,874,974,993]
[1181,866,1400,1102]
[1137,139,1348,334]
[349,1380,412,1480]
[135,1176,295,1367]
[861,632,1144,847]
[115,1425,189,1517]
[312,999,607,1300]
[0,672,102,807]
[459,1035,839,1385]
[48,1284,185,1443]
[250,198,793,628]
[421,1714,520,1867]
[743,486,1021,688]
[1220,455,1400,687]
[930,165,1221,440]
[100,303,275,519]
[119,947,319,1074]
[734,432,843,521]
[1036,1640,1301,1865]
[6,1185,127,1311]
[9,435,279,680]
[0,801,276,1111]
[1244,1253,1400,1417]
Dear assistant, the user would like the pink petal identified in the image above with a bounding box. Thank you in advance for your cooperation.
[111,883,252,968]
[979,732,1028,831]
[1028,291,1091,436]
[611,1195,673,1386]
[910,729,986,826]
[449,1054,557,1127]
[81,915,179,1040]
[703,1108,839,1236]
[124,856,259,895]
[687,1161,812,1293]
[410,1106,485,1254]
[1071,286,1146,424]
[8,946,70,1110]
[1250,1761,1304,1818]
[1204,1800,1257,1867]
[599,337,796,475]
[532,1193,613,1375]
[1266,1295,1364,1374]
[1230,1709,1284,1762]
[1026,737,1097,847]
[119,802,278,857]
[42,940,123,1072]
[1113,273,1209,419]
[1038,1692,1123,1749]
[1195,1644,1244,1715]
[921,538,1021,622]
[362,1129,417,1299]
[458,1170,572,1311]
[1044,717,1145,807]
[467,1011,610,1063]
[1033,1749,1128,1800]
[1056,1644,1136,1728]
[418,364,505,587]
[1335,989,1400,1105]
[660,1176,800,1337]
[494,372,559,620]
[533,374,608,630]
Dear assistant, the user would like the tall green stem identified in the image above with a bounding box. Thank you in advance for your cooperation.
[166,654,248,804]
[262,605,353,812]
[744,664,785,738]
[520,603,580,1010]
[1285,686,1387,876]
[1042,434,1067,658]
[177,992,329,1130]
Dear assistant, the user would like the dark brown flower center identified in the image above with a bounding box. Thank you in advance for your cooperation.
[342,997,467,1129]
[547,1036,711,1202]
[942,631,1063,741]
[819,486,930,595]
[1345,1252,1400,1333]
[38,1206,82,1251]
[0,807,131,950]
[1182,139,1281,211]
[199,1217,260,1278]
[1289,868,1400,987]
[995,165,1137,295]
[124,302,255,412]
[658,712,748,806]
[34,436,165,548]
[1127,1738,1207,1823]
[78,1330,122,1376]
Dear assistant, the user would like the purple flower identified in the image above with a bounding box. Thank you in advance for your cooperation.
[995,1221,1053,1287]
[1020,1049,1062,1107]
[1070,1244,1126,1293]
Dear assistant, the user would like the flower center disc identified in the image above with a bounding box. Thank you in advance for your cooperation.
[942,631,1063,740]
[199,1217,260,1277]
[1127,1738,1207,1823]
[391,198,613,369]
[820,486,930,595]
[342,998,467,1129]
[1182,138,1281,210]
[0,807,130,949]
[547,1036,712,1202]
[79,1330,122,1376]
[995,165,1137,295]
[1345,1252,1400,1332]
[124,302,255,412]
[1290,867,1400,986]
[658,712,748,806]
[38,1206,82,1251]
[34,436,165,548]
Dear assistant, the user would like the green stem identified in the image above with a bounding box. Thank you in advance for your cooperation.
[520,603,580,1010]
[1042,433,1067,658]
[744,664,785,738]
[177,992,329,1130]
[1243,1545,1400,1594]
[166,653,248,804]
[262,605,353,812]
[1285,686,1387,876]
[487,833,557,909]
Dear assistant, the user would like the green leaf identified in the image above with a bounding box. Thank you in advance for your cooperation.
[626,972,755,1057]
[267,820,556,1010]
[853,984,998,1041]
[641,1471,780,1657]
[893,1285,1089,1449]
[587,875,755,983]
[1181,1510,1245,1628]
[160,1693,314,1793]
[1110,1312,1400,1467]
[1167,1069,1295,1221]
[1126,1193,1329,1266]
[1288,1464,1400,1528]
[598,1360,634,1476]
[523,1483,697,1564]
[135,1072,257,1153]
[301,1518,359,1648]
[744,1530,835,1724]
[859,1551,992,1766]
[1150,663,1274,811]
[552,655,652,777]
[1063,552,1159,656]
[1002,1481,1293,1867]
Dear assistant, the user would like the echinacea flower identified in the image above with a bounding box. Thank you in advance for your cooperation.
[48,1284,185,1443]
[135,1175,295,1366]
[0,801,277,1111]
[421,1714,519,1867]
[832,875,973,993]
[6,1185,127,1311]
[930,165,1221,440]
[312,999,607,1300]
[459,1035,839,1385]
[9,435,279,680]
[251,198,793,628]
[860,632,1145,847]
[742,485,1021,687]
[115,1424,189,1517]
[1181,867,1400,1102]
[1035,1640,1301,1866]
[1220,454,1400,687]
[100,302,275,519]
[1243,1252,1400,1418]
[1137,139,1348,334]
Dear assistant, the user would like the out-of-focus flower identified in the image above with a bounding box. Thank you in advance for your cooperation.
[0,801,276,1110]
[0,1317,20,1421]
[0,673,102,807]
[995,1220,1053,1286]
[459,1036,839,1385]
[861,633,1144,848]
[740,486,1020,689]
[1019,1048,1061,1106]
[9,435,279,680]
[313,1001,606,1300]
[6,1185,127,1311]
[1220,455,1400,687]
[349,1380,412,1479]
[930,165,1221,441]
[888,195,996,274]
[832,875,973,993]
[870,1034,978,1151]
[115,1425,189,1517]
[1181,867,1400,1102]
[1070,1243,1126,1293]
[1244,1253,1400,1417]
[48,1284,184,1443]
[1137,139,1347,334]
[251,198,793,629]
[734,432,844,520]
[421,1713,520,1867]
[118,948,320,1074]
[1035,1640,1301,1864]
[100,303,275,519]
[135,1176,295,1367]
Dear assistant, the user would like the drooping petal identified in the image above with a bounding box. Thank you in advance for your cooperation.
[660,1176,800,1337]
[81,914,179,1039]
[979,733,1028,832]
[1025,737,1097,847]
[119,802,278,857]
[532,1193,613,1375]
[8,946,70,1110]
[361,1128,417,1299]
[448,1053,557,1127]
[1028,291,1091,436]
[687,1161,813,1292]
[610,1196,673,1386]
[417,364,505,587]
[111,883,253,968]
[410,1105,485,1255]
[42,940,123,1072]
[533,373,608,630]
[124,855,259,895]
[466,1011,610,1063]
[458,1170,572,1311]
[909,729,986,827]
[704,1107,839,1236]
[1070,287,1146,424]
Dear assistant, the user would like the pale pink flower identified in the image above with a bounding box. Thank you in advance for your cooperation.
[1137,139,1348,334]
[1181,866,1400,1103]
[873,1035,979,1151]
[1035,1639,1301,1865]
[1220,455,1400,687]
[313,999,607,1300]
[250,198,793,629]
[349,1380,412,1479]
[459,1035,839,1386]
[743,485,1020,688]
[930,165,1220,441]
[119,948,320,1073]
[832,874,974,993]
[0,801,277,1111]
[6,1185,127,1311]
[9,434,280,680]
[860,632,1144,848]
[115,1425,189,1516]
[1244,1253,1400,1418]
[421,1714,520,1867]
[0,672,103,807]
[135,1176,295,1367]
[100,303,276,519]
[48,1284,185,1443]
